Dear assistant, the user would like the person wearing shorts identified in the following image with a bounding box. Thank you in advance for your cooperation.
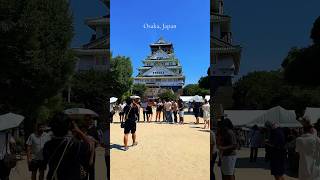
[123,98,139,151]
[26,123,51,180]
[156,100,163,122]
[219,118,237,180]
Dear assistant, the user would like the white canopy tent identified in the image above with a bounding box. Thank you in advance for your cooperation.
[246,106,301,128]
[180,96,194,102]
[224,110,266,127]
[304,107,320,124]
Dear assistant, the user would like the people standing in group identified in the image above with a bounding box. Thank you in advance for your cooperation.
[265,121,286,180]
[141,99,148,122]
[146,100,153,122]
[178,99,184,124]
[172,100,178,124]
[26,123,51,180]
[164,99,173,123]
[119,102,126,123]
[218,118,237,180]
[296,120,320,180]
[0,130,16,180]
[202,99,210,129]
[249,125,262,162]
[123,98,140,151]
[100,122,110,180]
[193,100,201,124]
[43,113,95,180]
[155,100,163,122]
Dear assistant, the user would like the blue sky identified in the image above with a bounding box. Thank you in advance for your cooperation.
[110,0,210,85]
[69,0,320,82]
[224,0,320,77]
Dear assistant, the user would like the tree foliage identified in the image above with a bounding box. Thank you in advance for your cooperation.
[158,90,177,101]
[198,76,210,89]
[311,16,320,45]
[71,56,133,118]
[183,84,209,96]
[282,17,320,87]
[132,84,147,97]
[0,0,75,133]
[233,71,320,110]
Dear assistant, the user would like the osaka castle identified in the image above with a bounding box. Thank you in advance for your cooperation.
[134,37,185,94]
[211,0,241,109]
[73,0,109,71]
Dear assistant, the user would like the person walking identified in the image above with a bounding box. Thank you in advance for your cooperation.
[123,98,139,151]
[43,113,95,180]
[178,99,184,124]
[26,123,51,180]
[155,100,163,122]
[249,125,261,162]
[193,101,201,124]
[218,118,237,180]
[265,121,286,180]
[0,130,16,180]
[296,120,320,180]
[172,100,178,124]
[162,100,167,122]
[164,99,173,123]
[202,100,210,129]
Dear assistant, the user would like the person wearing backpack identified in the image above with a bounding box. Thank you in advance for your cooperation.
[43,113,95,180]
[0,130,16,180]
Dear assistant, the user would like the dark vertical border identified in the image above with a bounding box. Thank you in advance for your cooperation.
[106,0,111,179]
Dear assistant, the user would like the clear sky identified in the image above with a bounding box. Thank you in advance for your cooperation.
[110,0,210,85]
[224,0,320,77]
[69,0,320,82]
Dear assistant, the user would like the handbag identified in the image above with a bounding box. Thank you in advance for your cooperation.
[121,106,132,128]
[3,133,17,169]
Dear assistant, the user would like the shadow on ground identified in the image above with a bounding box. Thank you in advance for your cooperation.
[236,157,269,169]
[110,143,124,151]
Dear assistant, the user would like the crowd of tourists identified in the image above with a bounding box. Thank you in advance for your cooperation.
[0,113,109,180]
[111,97,211,128]
[211,117,320,180]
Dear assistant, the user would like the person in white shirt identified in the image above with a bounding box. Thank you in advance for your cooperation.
[26,123,51,180]
[0,130,16,180]
[119,102,126,122]
[164,99,173,123]
[202,100,210,129]
[296,121,320,180]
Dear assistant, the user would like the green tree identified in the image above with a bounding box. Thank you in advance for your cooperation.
[0,0,75,135]
[183,84,209,96]
[311,16,320,45]
[283,17,320,87]
[132,84,147,97]
[198,76,210,89]
[71,56,133,120]
[158,90,177,101]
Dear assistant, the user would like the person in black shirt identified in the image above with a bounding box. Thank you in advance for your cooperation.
[43,113,95,180]
[123,98,140,151]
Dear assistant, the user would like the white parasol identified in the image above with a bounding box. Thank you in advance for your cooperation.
[130,95,140,99]
[0,113,24,131]
[110,97,118,103]
[64,108,98,117]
